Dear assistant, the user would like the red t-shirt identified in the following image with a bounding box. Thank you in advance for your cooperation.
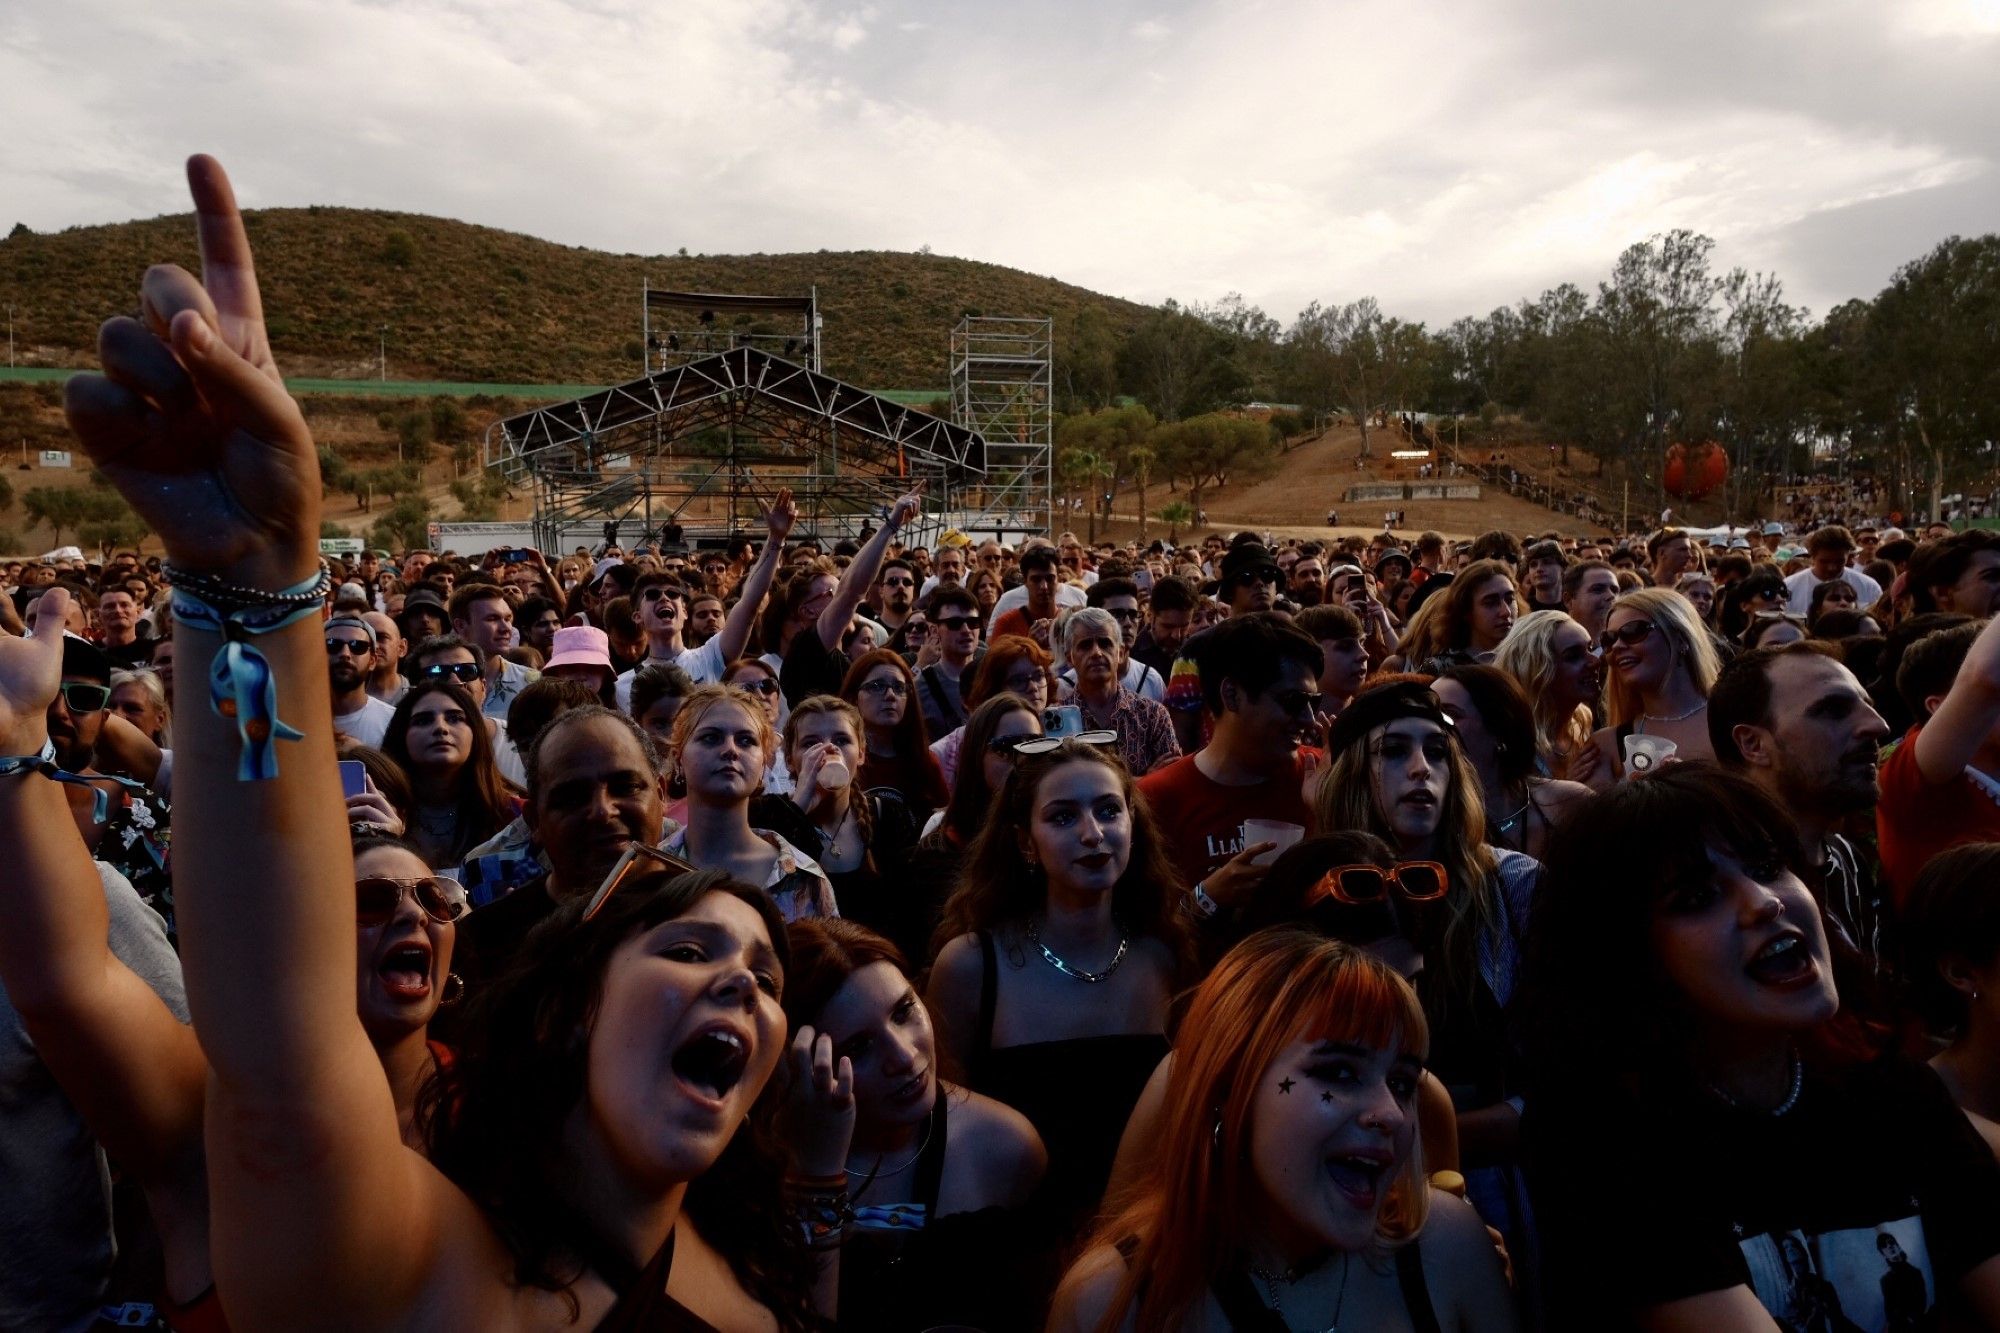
[1876,725,2000,904]
[987,606,1037,643]
[1137,750,1316,887]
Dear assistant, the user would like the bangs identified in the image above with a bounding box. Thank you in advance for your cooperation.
[1283,950,1430,1065]
[1625,778,1804,901]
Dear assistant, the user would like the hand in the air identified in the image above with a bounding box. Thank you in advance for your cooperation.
[764,487,799,542]
[888,482,925,530]
[0,589,69,753]
[777,1026,856,1178]
[63,156,320,590]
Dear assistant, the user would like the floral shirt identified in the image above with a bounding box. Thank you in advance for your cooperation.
[1061,685,1182,776]
[663,826,838,922]
[97,782,174,939]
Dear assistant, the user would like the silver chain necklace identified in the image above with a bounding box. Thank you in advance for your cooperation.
[1643,699,1709,723]
[1706,1045,1804,1116]
[1254,1251,1349,1333]
[1025,918,1129,983]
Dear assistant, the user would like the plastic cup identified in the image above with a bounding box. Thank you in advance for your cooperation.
[1622,733,1678,775]
[818,758,851,790]
[1243,819,1305,866]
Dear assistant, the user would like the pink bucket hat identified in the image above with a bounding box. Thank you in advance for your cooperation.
[545,624,613,671]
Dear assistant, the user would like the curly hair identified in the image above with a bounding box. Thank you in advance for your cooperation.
[421,869,818,1328]
[932,739,1192,976]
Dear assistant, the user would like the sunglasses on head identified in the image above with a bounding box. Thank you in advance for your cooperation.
[1012,730,1117,756]
[326,638,374,656]
[355,875,468,926]
[421,661,482,683]
[1306,861,1449,907]
[584,843,699,922]
[1599,620,1658,652]
[58,681,111,713]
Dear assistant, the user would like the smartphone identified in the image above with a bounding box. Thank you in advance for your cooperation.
[1044,704,1085,739]
[1134,566,1154,592]
[338,760,368,799]
[503,548,533,564]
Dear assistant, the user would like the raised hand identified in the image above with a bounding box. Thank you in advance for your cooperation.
[888,481,925,530]
[778,1026,856,1178]
[764,486,799,543]
[0,589,68,752]
[63,156,320,590]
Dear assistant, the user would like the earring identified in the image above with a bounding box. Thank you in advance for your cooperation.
[440,972,466,1006]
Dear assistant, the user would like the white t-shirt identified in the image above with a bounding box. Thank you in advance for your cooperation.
[614,638,727,712]
[331,694,398,749]
[1784,566,1882,615]
[991,581,1086,620]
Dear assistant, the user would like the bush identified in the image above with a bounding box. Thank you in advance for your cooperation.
[382,230,417,268]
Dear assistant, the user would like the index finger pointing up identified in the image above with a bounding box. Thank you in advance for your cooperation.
[186,155,268,345]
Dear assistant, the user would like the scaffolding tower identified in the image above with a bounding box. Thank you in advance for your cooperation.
[950,316,1052,538]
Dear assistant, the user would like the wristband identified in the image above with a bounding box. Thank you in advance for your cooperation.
[0,740,152,821]
[169,567,332,781]
[1191,881,1220,919]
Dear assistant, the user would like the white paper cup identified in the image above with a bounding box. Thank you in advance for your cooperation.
[1243,819,1305,866]
[1622,733,1678,774]
[818,758,851,790]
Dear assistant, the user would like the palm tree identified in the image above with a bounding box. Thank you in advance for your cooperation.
[1126,444,1155,541]
[1158,500,1193,545]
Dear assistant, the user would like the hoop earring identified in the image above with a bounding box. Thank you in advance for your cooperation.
[440,972,466,1006]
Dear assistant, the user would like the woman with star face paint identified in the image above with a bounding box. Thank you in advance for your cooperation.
[1520,767,2000,1329]
[1050,929,1516,1333]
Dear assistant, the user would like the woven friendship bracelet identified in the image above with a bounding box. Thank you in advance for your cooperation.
[170,567,331,781]
[0,741,155,821]
[163,562,331,611]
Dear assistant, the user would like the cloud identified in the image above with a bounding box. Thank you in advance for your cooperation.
[1,0,1992,336]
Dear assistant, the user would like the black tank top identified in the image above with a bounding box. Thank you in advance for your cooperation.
[969,930,1170,1235]
[588,1229,721,1333]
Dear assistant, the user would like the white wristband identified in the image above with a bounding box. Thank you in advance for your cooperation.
[1191,881,1221,919]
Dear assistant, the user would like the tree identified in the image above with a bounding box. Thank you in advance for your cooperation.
[320,521,352,540]
[1158,501,1194,544]
[0,473,13,513]
[79,493,149,553]
[369,495,433,552]
[23,487,94,545]
[449,474,508,522]
[382,230,417,268]
[1596,230,1728,507]
[1285,298,1427,457]
[1117,302,1248,421]
[373,463,423,503]
[1057,307,1122,413]
[1056,447,1108,542]
[395,410,435,466]
[430,398,471,475]
[1152,414,1278,517]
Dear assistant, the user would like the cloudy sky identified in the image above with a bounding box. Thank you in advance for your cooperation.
[5,0,1996,329]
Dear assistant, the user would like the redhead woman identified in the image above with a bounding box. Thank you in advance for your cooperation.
[58,160,815,1328]
[666,683,836,921]
[1051,929,1515,1332]
[778,918,1046,1330]
[839,648,950,820]
[1585,587,1723,780]
[927,633,1053,788]
[381,676,521,869]
[925,738,1188,1243]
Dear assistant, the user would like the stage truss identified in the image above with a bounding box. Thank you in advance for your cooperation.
[483,346,985,552]
[643,287,822,374]
[951,316,1052,538]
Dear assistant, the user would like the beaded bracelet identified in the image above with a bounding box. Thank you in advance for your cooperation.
[168,566,332,781]
[0,741,156,821]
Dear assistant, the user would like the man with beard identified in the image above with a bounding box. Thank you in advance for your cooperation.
[871,557,920,636]
[451,707,668,999]
[326,615,397,748]
[988,545,1064,645]
[1710,642,1893,968]
[1138,613,1323,916]
[1287,552,1327,608]
[46,632,173,929]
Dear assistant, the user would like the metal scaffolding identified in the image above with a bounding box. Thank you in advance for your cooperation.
[483,346,983,552]
[642,287,822,374]
[950,316,1052,539]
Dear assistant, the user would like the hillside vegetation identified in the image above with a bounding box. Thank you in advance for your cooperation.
[0,208,1151,389]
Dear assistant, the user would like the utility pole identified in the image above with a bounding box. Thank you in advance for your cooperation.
[6,305,13,367]
[378,325,388,382]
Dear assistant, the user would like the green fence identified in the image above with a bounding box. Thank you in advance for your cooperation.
[0,365,942,405]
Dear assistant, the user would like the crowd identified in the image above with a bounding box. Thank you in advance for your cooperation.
[8,157,2000,1332]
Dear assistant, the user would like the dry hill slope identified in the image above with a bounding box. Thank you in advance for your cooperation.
[0,209,1152,389]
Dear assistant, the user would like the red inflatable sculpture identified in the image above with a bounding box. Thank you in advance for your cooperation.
[1664,440,1728,500]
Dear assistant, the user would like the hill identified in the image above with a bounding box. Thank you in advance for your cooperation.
[0,208,1153,390]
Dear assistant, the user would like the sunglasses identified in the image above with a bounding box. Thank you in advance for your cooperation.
[904,620,930,635]
[1306,862,1449,907]
[859,678,909,698]
[936,615,980,631]
[58,681,111,713]
[1105,607,1142,622]
[733,677,781,696]
[421,662,482,683]
[1012,729,1117,756]
[583,843,698,922]
[640,587,680,604]
[326,639,374,656]
[1748,586,1785,601]
[355,875,468,926]
[1599,620,1658,653]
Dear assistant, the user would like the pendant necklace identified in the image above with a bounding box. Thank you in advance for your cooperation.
[1026,917,1129,983]
[1254,1250,1349,1333]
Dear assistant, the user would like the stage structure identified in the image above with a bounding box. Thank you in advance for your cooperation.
[643,286,821,374]
[950,316,1052,538]
[483,340,985,553]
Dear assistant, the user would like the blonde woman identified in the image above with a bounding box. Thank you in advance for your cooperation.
[1492,611,1599,782]
[1585,587,1723,780]
[108,666,172,746]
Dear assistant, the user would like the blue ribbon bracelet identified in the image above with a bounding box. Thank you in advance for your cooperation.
[0,742,155,822]
[170,568,330,781]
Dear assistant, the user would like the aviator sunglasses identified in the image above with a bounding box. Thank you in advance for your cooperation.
[355,875,468,926]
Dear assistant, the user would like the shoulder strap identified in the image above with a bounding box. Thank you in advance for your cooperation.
[913,1091,950,1214]
[1395,1240,1442,1333]
[923,665,965,727]
[974,930,998,1065]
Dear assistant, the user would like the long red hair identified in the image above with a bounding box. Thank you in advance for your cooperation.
[1081,929,1431,1332]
